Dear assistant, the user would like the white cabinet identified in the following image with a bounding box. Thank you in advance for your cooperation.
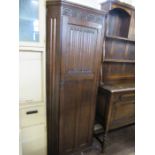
[19,0,46,154]
[19,51,44,105]
[20,104,47,155]
[20,105,45,128]
[21,124,46,155]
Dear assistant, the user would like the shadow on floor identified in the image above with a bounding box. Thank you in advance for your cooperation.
[71,125,135,155]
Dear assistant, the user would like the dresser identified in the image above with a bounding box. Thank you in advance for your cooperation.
[95,0,135,152]
[46,1,105,154]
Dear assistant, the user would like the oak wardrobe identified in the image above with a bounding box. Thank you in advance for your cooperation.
[46,1,105,155]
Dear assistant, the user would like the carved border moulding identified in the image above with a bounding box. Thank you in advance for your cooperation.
[63,7,103,24]
[70,25,95,34]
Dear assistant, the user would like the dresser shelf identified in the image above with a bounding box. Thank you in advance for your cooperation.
[104,59,135,63]
[105,35,135,42]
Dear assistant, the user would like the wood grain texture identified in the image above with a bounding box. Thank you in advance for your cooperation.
[101,1,135,85]
[106,8,131,38]
[59,11,104,154]
[97,85,135,131]
[46,1,105,155]
[95,1,135,152]
[46,4,61,155]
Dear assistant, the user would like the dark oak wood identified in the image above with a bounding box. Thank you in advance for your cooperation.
[46,1,105,155]
[105,35,135,42]
[95,1,135,152]
[97,84,135,130]
[104,59,135,63]
[100,0,135,85]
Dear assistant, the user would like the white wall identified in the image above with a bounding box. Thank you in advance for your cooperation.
[67,0,102,9]
[67,0,135,9]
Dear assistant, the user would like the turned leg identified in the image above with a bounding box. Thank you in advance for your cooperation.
[101,132,108,153]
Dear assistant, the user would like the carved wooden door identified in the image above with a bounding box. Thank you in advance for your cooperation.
[59,16,103,154]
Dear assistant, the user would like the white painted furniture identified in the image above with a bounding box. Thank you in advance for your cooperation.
[21,124,46,155]
[19,0,46,155]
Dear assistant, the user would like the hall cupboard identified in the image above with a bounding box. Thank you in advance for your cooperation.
[46,1,105,155]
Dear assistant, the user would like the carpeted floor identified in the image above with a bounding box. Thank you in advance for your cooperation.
[71,125,135,155]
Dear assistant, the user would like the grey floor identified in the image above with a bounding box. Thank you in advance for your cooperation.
[71,125,135,155]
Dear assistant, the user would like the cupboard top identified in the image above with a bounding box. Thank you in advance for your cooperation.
[46,0,106,16]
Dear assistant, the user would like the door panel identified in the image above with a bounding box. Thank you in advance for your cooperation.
[77,80,95,147]
[59,80,96,153]
[59,16,102,154]
[59,81,80,153]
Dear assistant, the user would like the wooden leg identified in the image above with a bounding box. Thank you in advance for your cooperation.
[101,132,108,153]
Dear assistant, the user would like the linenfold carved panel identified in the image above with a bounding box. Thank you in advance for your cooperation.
[64,24,98,77]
